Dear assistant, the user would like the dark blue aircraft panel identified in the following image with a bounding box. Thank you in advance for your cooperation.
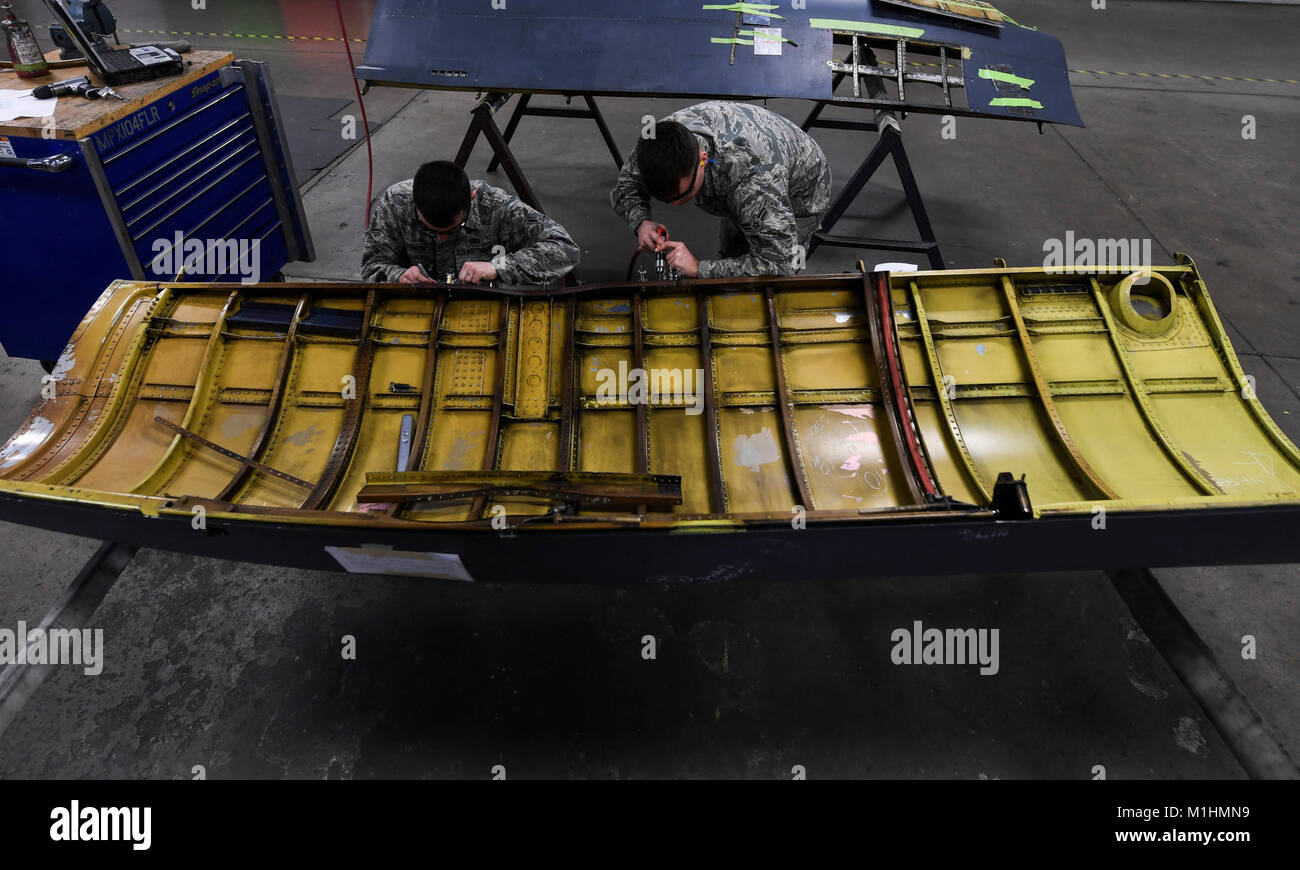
[358,0,1082,126]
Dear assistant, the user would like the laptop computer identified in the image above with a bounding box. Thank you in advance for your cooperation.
[43,0,183,86]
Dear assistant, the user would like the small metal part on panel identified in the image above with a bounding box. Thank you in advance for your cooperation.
[991,472,1032,518]
[397,413,415,471]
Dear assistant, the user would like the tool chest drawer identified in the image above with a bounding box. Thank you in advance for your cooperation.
[118,120,262,235]
[96,77,251,190]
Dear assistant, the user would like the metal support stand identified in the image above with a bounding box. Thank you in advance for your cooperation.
[455,93,546,212]
[0,541,137,739]
[455,92,623,215]
[1107,567,1300,780]
[800,97,844,134]
[801,53,944,270]
[805,117,944,270]
[487,93,623,173]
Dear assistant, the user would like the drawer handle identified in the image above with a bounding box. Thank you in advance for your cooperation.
[0,153,74,173]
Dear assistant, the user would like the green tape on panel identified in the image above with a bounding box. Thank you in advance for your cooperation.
[989,97,1044,108]
[711,37,755,45]
[809,18,925,38]
[933,0,995,12]
[702,3,785,18]
[737,29,794,43]
[979,68,1035,89]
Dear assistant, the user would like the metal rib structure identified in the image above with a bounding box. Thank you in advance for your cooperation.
[2,260,1298,582]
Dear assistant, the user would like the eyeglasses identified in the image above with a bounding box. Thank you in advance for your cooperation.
[661,154,708,204]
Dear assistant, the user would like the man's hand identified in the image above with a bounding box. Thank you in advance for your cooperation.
[662,241,699,278]
[458,261,498,285]
[636,220,670,253]
[398,265,438,284]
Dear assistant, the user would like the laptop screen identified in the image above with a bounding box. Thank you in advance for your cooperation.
[42,0,108,78]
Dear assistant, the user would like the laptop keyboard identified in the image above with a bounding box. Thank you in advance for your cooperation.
[100,49,147,73]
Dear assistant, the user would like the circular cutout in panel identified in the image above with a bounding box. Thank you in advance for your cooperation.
[1108,270,1178,336]
[1129,294,1170,320]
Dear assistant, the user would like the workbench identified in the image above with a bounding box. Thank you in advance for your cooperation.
[0,49,313,362]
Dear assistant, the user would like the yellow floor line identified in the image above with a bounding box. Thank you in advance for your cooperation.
[1070,68,1300,86]
[115,28,365,43]
[29,24,365,43]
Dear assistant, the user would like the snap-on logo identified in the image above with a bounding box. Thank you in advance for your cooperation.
[190,78,221,100]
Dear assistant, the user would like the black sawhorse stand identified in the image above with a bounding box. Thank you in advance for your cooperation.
[801,99,944,270]
[454,92,623,216]
[487,93,623,175]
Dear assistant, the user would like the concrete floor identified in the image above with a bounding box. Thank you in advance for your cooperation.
[0,0,1297,778]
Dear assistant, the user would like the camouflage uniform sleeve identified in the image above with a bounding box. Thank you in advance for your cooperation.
[609,149,653,232]
[697,165,801,279]
[491,191,581,286]
[360,189,410,283]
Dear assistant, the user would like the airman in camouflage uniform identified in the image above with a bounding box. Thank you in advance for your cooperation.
[362,176,580,286]
[610,101,831,278]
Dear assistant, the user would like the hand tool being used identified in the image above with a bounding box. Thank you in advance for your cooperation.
[653,226,680,280]
[416,263,457,284]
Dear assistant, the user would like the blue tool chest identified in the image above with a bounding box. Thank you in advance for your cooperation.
[0,52,313,361]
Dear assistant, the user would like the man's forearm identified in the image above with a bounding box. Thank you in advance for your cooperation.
[360,260,408,283]
[361,213,411,282]
[621,202,652,232]
[611,191,651,232]
[697,252,797,279]
[609,156,652,231]
[494,238,580,285]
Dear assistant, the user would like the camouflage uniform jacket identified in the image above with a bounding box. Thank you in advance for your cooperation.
[362,178,580,285]
[609,101,831,278]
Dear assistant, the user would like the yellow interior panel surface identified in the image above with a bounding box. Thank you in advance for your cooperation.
[718,406,797,513]
[910,401,982,506]
[794,404,907,510]
[649,407,711,514]
[3,262,1298,532]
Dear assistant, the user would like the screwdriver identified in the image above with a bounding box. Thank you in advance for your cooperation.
[654,226,675,279]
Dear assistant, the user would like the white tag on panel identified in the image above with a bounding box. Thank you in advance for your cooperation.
[325,545,475,581]
[754,27,782,56]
